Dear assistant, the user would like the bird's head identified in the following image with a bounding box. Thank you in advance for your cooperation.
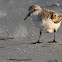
[24,5,41,20]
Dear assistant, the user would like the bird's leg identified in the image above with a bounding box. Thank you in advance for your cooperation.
[31,30,43,44]
[52,30,57,43]
[36,30,42,43]
[48,30,57,43]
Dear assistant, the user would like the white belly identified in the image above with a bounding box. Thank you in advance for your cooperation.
[42,18,61,33]
[32,15,61,33]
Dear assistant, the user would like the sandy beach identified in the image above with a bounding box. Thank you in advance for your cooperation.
[0,0,62,62]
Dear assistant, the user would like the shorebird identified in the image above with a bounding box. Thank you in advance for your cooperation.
[24,5,62,44]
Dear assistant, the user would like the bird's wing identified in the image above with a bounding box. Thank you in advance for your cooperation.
[40,9,62,23]
[50,12,62,23]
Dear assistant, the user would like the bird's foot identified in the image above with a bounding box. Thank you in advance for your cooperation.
[47,39,57,43]
[31,40,43,44]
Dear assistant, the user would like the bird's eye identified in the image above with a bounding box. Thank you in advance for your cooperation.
[34,9,36,11]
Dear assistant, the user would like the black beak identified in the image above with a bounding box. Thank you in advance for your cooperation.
[24,13,31,20]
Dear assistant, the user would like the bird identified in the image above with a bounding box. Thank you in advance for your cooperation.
[24,5,62,44]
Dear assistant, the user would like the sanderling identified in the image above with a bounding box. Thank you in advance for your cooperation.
[24,5,62,44]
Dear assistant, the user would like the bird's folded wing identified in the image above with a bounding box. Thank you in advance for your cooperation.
[40,8,62,23]
[50,12,62,23]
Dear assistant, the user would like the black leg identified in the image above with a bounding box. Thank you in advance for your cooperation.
[37,30,42,43]
[52,30,57,43]
[31,30,42,44]
[35,30,43,44]
[48,30,57,43]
